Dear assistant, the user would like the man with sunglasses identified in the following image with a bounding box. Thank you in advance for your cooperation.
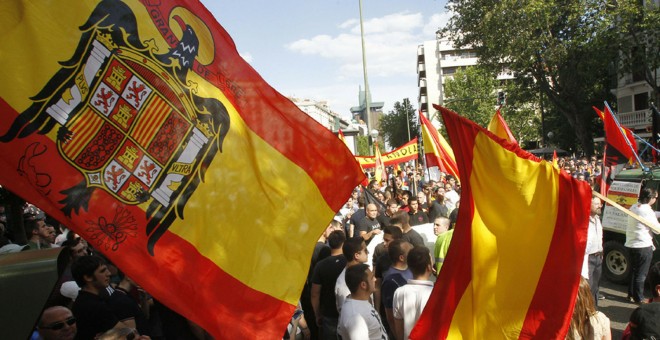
[37,306,77,340]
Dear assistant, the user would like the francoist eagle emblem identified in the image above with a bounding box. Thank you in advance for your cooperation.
[0,0,230,255]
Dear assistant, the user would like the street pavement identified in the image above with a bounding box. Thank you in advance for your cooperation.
[599,278,641,339]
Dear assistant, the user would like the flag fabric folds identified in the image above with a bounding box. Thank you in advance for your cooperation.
[594,106,639,195]
[0,1,364,338]
[487,108,517,144]
[419,112,460,179]
[411,105,591,339]
[374,142,386,183]
[552,150,559,169]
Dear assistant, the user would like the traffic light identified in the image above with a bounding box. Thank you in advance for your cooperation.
[497,91,505,105]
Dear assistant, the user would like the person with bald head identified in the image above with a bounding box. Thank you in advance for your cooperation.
[355,203,382,245]
[37,306,77,340]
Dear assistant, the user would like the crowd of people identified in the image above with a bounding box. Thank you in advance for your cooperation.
[1,155,660,339]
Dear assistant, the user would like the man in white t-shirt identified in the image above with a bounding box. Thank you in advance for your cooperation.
[335,237,369,314]
[337,264,388,340]
[393,246,434,340]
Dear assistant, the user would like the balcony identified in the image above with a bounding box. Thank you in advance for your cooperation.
[418,78,427,88]
[417,63,426,73]
[616,109,651,130]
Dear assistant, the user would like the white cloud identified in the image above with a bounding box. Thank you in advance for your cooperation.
[283,9,454,116]
[424,11,453,36]
[287,11,432,80]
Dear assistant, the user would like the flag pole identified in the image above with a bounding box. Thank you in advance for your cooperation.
[358,0,373,155]
[604,101,647,171]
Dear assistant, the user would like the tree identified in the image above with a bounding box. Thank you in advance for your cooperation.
[443,66,499,127]
[379,98,419,149]
[442,66,542,147]
[612,0,660,105]
[444,0,618,156]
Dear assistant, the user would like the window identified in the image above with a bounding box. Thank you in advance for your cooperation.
[634,92,649,111]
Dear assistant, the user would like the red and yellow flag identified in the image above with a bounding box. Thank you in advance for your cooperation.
[487,108,517,144]
[411,105,591,339]
[356,137,418,168]
[0,1,364,338]
[419,112,459,179]
[552,150,559,169]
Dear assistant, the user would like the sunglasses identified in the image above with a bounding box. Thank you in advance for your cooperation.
[41,316,76,330]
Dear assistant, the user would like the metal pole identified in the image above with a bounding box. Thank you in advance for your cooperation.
[358,0,373,155]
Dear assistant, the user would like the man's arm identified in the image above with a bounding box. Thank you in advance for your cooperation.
[311,283,322,327]
[359,229,381,241]
[394,317,405,340]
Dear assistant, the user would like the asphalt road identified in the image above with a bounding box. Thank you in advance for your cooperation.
[598,278,642,339]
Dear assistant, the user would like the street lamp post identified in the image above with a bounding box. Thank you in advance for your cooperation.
[370,129,379,154]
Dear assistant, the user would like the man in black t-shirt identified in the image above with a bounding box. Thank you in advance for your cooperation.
[391,211,424,247]
[408,197,428,226]
[311,230,346,340]
[356,203,382,244]
[71,256,127,339]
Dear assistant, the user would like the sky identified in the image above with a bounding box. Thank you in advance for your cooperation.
[201,1,451,120]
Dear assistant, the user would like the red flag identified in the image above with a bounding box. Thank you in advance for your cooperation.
[594,106,639,194]
[0,2,364,338]
[411,105,590,339]
[419,111,459,179]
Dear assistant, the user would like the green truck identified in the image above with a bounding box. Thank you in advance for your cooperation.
[601,167,660,284]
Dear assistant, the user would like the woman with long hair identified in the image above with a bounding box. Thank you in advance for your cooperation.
[567,277,611,339]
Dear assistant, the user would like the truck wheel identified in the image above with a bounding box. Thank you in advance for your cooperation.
[603,240,631,284]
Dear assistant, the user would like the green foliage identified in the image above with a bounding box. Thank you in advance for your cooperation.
[612,0,660,103]
[379,98,419,149]
[356,135,370,156]
[443,66,499,127]
[444,0,619,155]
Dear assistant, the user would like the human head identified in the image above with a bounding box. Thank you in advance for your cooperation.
[639,187,658,205]
[577,173,585,181]
[343,237,368,264]
[386,199,399,216]
[323,220,342,238]
[366,203,378,219]
[390,211,410,231]
[444,183,453,192]
[97,327,142,340]
[71,255,110,290]
[409,197,419,213]
[388,239,413,265]
[46,224,57,244]
[345,263,374,295]
[407,245,433,278]
[433,217,450,236]
[569,277,597,339]
[356,196,366,208]
[327,230,346,250]
[416,192,426,204]
[401,191,412,205]
[382,225,403,250]
[25,219,49,242]
[38,306,77,340]
[590,195,602,217]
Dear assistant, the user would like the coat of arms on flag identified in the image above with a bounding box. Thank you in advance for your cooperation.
[0,2,230,254]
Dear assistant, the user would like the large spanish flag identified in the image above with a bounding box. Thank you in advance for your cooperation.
[411,105,591,339]
[0,1,364,338]
[420,111,459,179]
